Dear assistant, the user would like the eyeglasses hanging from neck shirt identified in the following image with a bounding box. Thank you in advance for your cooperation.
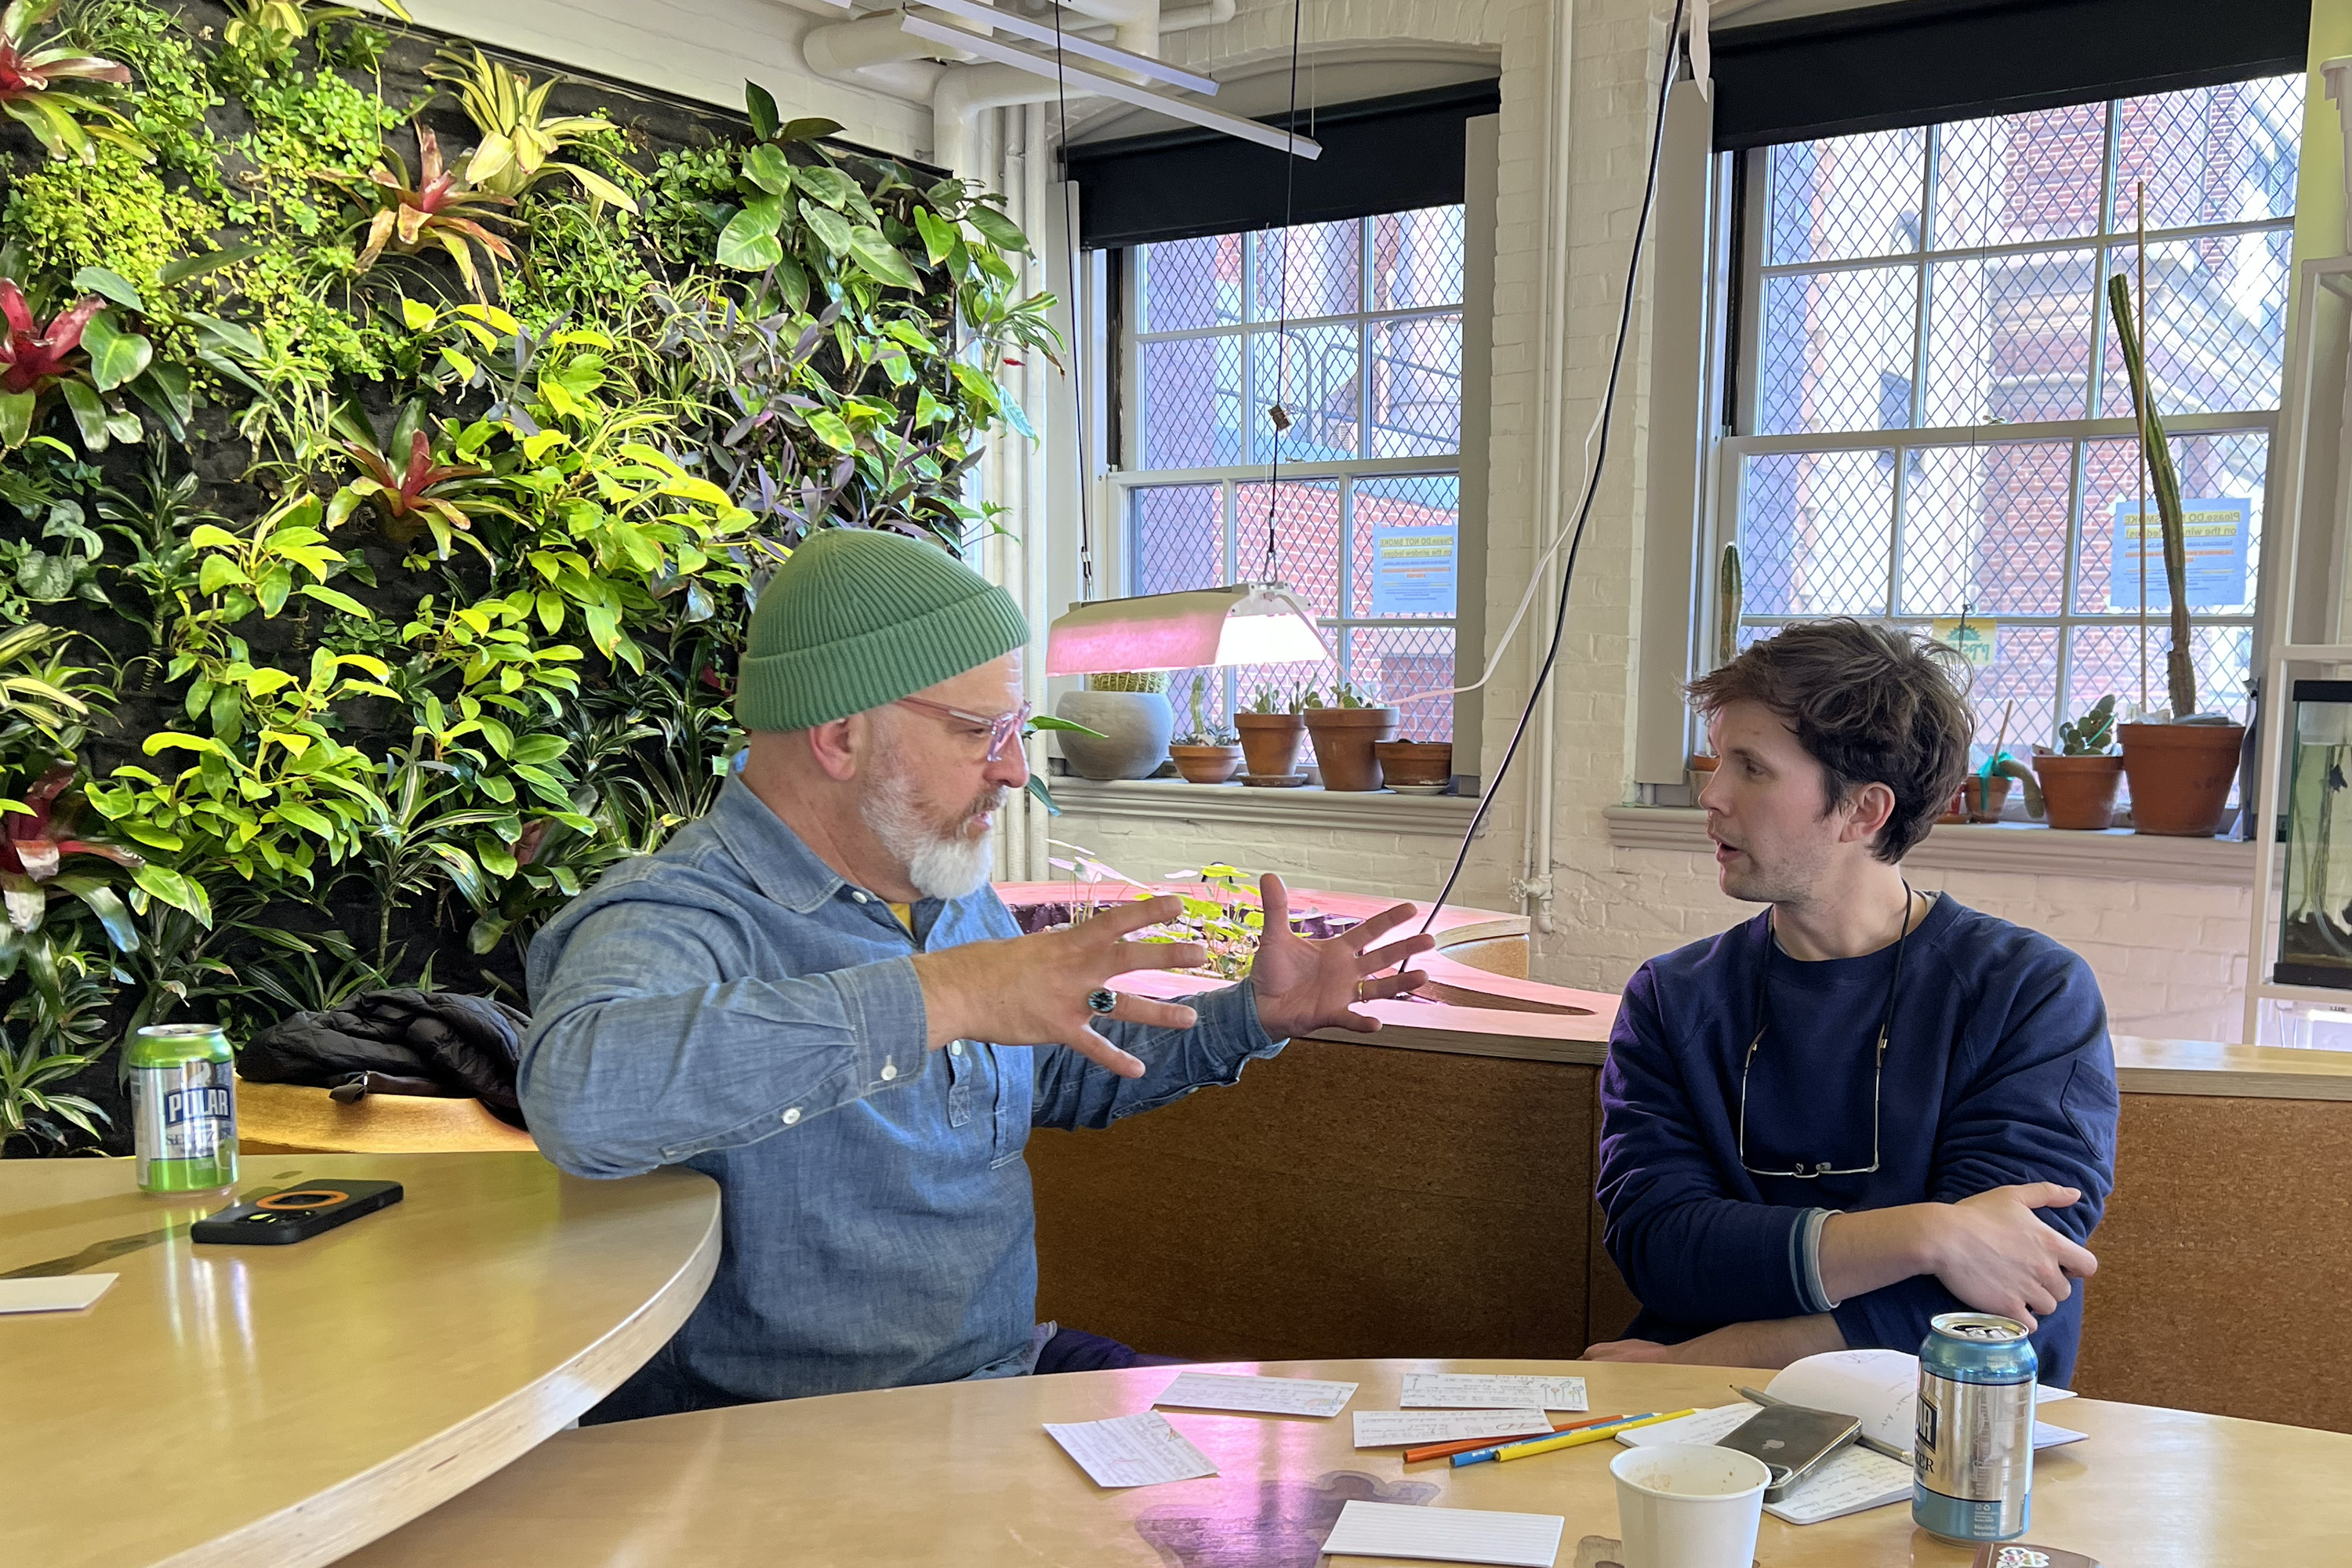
[1737,882,1922,1180]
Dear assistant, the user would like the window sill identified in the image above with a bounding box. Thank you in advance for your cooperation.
[1602,805,2257,886]
[1047,777,1487,837]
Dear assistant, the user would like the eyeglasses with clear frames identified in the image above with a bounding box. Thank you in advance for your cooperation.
[894,695,1034,761]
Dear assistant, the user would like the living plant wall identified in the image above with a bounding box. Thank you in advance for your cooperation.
[0,0,1057,1153]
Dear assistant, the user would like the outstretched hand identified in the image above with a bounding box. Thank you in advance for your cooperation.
[911,895,1208,1080]
[1247,873,1437,1040]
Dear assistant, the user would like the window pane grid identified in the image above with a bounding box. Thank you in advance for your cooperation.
[1735,77,2294,765]
[1131,209,1466,745]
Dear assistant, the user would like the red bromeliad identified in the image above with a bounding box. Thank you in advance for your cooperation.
[347,126,516,301]
[0,0,140,164]
[1,764,140,884]
[0,279,101,397]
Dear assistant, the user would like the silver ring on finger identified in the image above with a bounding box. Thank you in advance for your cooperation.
[1086,987,1118,1015]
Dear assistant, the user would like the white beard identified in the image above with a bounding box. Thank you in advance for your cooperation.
[860,764,1001,900]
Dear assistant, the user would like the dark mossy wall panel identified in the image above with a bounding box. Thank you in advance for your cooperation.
[0,1,1050,1154]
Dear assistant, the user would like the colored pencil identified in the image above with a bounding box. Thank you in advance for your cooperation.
[1400,1413,1624,1465]
[1449,1408,1697,1467]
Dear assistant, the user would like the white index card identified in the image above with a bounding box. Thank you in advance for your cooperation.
[1323,1500,1566,1567]
[1398,1373,1588,1411]
[1043,1411,1217,1488]
[1352,1410,1554,1448]
[1153,1370,1357,1418]
[0,1274,116,1314]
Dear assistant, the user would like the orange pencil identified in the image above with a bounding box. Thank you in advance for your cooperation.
[1401,1413,1624,1465]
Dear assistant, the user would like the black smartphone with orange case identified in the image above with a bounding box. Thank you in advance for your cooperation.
[191,1180,405,1245]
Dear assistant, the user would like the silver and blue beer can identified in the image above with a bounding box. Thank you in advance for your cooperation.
[1913,1311,2037,1544]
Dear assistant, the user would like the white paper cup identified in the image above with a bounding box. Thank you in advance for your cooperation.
[1609,1443,1770,1568]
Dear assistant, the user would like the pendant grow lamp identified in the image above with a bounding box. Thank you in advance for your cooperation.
[1045,583,1332,677]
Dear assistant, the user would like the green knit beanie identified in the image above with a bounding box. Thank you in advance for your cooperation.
[736,528,1029,732]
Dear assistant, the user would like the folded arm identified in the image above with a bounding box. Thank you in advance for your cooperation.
[1590,954,2118,1369]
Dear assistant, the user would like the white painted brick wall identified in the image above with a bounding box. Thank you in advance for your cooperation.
[1056,0,2257,1044]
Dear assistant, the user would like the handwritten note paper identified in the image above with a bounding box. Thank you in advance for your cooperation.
[1044,1411,1218,1489]
[1154,1371,1358,1419]
[0,1274,115,1314]
[1399,1374,1588,1412]
[1323,1501,1566,1567]
[1352,1410,1555,1448]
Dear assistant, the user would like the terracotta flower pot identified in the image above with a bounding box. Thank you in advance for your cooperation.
[1169,743,1243,785]
[1235,713,1306,779]
[1373,740,1453,786]
[1962,774,2011,822]
[1303,706,1401,791]
[2119,721,2246,837]
[2032,753,2125,831]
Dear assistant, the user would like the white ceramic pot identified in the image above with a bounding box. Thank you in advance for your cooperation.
[1053,690,1174,781]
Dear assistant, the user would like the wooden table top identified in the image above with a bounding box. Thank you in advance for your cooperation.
[0,1152,718,1568]
[342,1356,2346,1567]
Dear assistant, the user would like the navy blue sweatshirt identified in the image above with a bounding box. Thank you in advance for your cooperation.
[1596,893,2118,1385]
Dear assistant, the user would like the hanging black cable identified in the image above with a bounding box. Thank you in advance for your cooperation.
[1259,0,1306,583]
[1415,0,1690,938]
[1050,5,1094,601]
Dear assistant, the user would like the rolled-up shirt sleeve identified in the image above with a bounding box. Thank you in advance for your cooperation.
[521,900,930,1178]
[1030,982,1284,1131]
[1596,962,1820,1327]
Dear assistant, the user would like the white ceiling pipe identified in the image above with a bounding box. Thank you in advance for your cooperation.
[804,10,968,72]
[933,60,1095,173]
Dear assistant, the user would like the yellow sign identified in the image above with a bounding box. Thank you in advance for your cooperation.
[1932,618,1999,666]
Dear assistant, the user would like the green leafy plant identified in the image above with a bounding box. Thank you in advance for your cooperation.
[0,0,144,165]
[0,930,110,1149]
[1173,681,1236,746]
[426,46,639,213]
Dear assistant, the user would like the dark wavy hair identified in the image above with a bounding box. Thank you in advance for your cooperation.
[1686,619,1974,863]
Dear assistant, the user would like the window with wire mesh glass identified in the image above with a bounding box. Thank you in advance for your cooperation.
[1118,207,1466,745]
[1719,77,2299,769]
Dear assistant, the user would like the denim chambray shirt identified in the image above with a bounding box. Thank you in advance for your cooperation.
[521,775,1284,1418]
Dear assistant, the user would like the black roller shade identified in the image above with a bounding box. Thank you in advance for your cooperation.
[1711,0,2309,150]
[1065,81,1501,249]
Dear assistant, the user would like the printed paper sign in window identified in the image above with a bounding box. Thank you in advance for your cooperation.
[1371,526,1457,617]
[2107,499,2250,611]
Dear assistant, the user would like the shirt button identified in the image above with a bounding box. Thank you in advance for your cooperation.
[850,891,870,904]
[880,1062,898,1081]
[781,1107,802,1126]
[948,1041,964,1057]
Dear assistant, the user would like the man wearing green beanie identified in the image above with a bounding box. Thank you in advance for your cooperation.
[521,528,1434,1421]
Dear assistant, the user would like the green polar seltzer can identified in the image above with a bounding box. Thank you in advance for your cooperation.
[128,1024,238,1193]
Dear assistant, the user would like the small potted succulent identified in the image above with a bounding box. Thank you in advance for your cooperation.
[1235,684,1307,780]
[2032,695,2125,830]
[1963,750,2043,822]
[1301,681,1401,792]
[1052,670,1174,782]
[1169,681,1243,785]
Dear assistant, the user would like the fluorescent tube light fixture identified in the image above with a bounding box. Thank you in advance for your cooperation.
[909,0,1220,96]
[900,15,1323,161]
[1045,584,1333,677]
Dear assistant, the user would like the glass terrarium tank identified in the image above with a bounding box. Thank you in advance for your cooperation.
[2277,681,2352,989]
